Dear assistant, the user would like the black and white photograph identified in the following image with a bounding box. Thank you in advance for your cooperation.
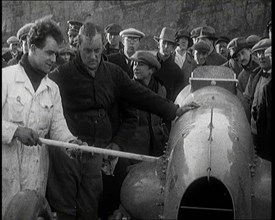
[2,1,272,219]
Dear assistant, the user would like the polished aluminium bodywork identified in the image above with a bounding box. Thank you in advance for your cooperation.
[120,66,271,219]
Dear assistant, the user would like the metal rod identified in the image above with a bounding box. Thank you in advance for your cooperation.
[180,205,233,212]
[40,138,159,162]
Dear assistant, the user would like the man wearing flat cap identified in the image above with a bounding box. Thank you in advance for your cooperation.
[174,29,196,88]
[243,38,271,104]
[130,50,169,158]
[2,36,20,63]
[67,20,83,49]
[192,40,211,66]
[153,27,186,103]
[7,23,34,66]
[196,26,227,65]
[215,36,230,59]
[227,37,260,95]
[108,27,145,78]
[103,23,124,55]
[249,39,272,161]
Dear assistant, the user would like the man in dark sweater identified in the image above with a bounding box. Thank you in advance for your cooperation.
[47,21,200,220]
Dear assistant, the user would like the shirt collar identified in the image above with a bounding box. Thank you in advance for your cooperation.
[17,54,52,89]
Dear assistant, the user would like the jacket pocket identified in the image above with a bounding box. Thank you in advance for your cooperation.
[7,95,26,123]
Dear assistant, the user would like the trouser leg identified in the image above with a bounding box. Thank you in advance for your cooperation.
[76,153,103,220]
[99,158,130,220]
[46,146,80,217]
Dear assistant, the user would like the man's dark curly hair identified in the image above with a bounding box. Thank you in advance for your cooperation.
[28,16,64,49]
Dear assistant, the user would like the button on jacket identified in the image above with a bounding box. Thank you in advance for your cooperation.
[2,64,75,215]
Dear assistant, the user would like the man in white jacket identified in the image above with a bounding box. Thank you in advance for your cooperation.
[2,16,84,216]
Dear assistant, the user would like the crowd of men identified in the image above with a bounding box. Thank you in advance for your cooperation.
[2,15,272,220]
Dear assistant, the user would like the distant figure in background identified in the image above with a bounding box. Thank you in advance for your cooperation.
[193,41,211,66]
[174,29,196,88]
[227,37,259,120]
[250,39,271,161]
[8,23,34,66]
[228,37,259,94]
[58,44,75,62]
[153,27,185,102]
[255,46,271,161]
[108,28,145,79]
[2,36,20,63]
[215,36,230,59]
[103,23,123,56]
[196,26,228,65]
[67,20,83,51]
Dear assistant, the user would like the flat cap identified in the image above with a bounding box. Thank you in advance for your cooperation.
[120,28,145,38]
[154,27,177,44]
[175,29,190,40]
[215,36,230,45]
[105,23,122,35]
[7,36,19,44]
[67,20,83,34]
[190,27,201,39]
[227,37,249,58]
[59,44,75,55]
[17,23,34,41]
[251,38,271,53]
[130,50,161,70]
[246,35,261,48]
[264,46,271,57]
[193,41,211,52]
[196,26,217,40]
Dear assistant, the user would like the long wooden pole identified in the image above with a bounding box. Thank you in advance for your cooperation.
[40,138,159,162]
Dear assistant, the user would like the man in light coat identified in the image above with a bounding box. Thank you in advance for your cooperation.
[2,16,84,217]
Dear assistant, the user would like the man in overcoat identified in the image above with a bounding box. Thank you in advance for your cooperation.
[153,27,186,102]
[196,26,227,65]
[174,29,196,88]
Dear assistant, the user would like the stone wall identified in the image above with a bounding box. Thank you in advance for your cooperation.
[2,0,271,49]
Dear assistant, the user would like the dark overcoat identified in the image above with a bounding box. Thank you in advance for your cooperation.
[154,53,186,102]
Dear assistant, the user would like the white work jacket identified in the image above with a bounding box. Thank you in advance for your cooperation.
[2,64,76,216]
